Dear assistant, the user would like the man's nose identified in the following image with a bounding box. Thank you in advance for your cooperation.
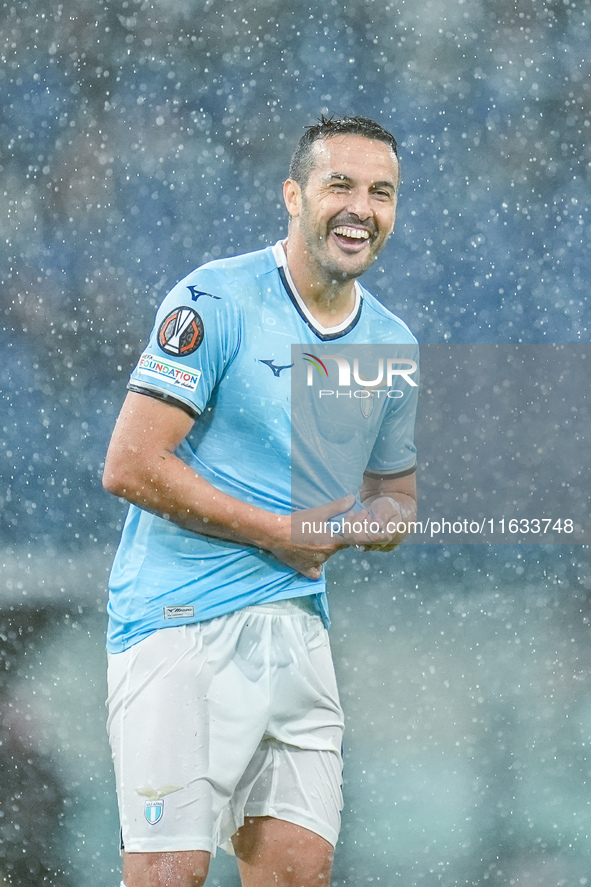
[346,189,372,221]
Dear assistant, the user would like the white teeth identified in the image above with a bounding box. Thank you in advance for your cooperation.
[332,226,370,240]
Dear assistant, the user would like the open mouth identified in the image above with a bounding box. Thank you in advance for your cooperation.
[331,225,373,251]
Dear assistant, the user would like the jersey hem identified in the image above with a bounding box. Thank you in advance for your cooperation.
[107,587,326,654]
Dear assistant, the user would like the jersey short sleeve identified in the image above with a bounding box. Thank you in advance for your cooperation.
[128,268,241,417]
[365,347,419,477]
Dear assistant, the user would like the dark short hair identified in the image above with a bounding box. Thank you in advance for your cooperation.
[288,114,399,186]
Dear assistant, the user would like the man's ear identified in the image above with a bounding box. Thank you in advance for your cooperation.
[283,178,301,218]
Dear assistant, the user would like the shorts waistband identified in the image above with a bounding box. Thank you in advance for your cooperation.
[240,596,318,617]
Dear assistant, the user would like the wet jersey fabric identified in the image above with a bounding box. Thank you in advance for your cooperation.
[107,242,418,653]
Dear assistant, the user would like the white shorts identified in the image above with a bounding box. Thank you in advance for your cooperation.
[106,600,344,855]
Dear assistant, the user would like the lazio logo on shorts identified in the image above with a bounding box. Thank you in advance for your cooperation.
[145,799,164,825]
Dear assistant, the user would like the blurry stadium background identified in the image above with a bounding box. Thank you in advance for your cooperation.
[2,0,591,884]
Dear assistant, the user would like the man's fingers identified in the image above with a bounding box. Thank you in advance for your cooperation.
[291,495,356,545]
[339,506,395,546]
[305,565,323,580]
[343,507,384,531]
[310,494,356,521]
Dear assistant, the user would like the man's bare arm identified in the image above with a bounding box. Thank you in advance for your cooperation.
[102,392,350,579]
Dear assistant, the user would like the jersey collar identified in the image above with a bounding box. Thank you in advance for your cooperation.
[272,240,363,342]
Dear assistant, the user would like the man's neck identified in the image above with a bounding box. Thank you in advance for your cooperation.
[282,239,357,329]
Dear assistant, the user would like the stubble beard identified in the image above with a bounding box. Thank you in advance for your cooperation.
[300,215,381,287]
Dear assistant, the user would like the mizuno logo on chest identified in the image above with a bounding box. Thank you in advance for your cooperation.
[259,359,294,377]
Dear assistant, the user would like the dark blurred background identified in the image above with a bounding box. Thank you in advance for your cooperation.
[1,0,590,884]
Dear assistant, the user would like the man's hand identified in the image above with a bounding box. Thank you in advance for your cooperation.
[344,471,418,552]
[267,495,355,580]
[338,496,404,551]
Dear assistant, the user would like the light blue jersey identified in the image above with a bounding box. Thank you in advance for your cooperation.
[107,242,418,652]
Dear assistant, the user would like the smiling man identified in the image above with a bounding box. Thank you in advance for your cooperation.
[285,130,399,304]
[103,115,418,887]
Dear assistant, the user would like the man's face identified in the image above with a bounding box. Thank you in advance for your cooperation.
[285,134,399,284]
